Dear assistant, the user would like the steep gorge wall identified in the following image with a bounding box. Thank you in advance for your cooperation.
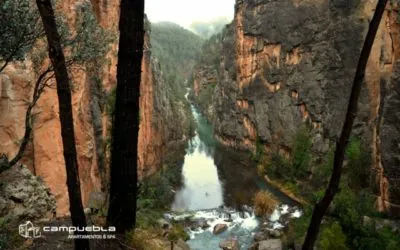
[0,0,189,216]
[194,0,400,216]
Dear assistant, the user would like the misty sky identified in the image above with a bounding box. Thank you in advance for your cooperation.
[145,0,235,28]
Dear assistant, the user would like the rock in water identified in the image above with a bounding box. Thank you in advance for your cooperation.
[268,229,282,238]
[254,231,269,242]
[258,239,282,250]
[219,238,240,250]
[198,220,210,229]
[213,223,228,234]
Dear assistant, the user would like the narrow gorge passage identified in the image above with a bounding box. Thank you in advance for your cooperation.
[167,89,301,250]
[172,91,224,211]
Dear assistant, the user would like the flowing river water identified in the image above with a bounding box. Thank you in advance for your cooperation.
[167,91,301,249]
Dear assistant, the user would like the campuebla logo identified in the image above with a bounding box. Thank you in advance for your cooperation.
[19,221,42,238]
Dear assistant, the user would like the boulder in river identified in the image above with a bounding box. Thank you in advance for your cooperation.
[268,229,282,238]
[254,231,269,242]
[219,238,240,250]
[213,223,228,234]
[199,220,210,229]
[257,239,282,250]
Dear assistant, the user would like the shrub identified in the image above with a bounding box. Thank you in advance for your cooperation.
[345,137,371,189]
[253,191,278,218]
[266,151,293,182]
[128,228,164,250]
[169,223,190,242]
[312,148,334,186]
[251,136,264,163]
[291,125,312,178]
[318,221,348,250]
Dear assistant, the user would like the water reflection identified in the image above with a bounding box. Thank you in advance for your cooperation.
[171,104,223,211]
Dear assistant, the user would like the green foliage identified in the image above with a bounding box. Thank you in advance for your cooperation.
[168,223,190,242]
[150,21,203,85]
[318,222,348,250]
[251,137,264,163]
[135,170,179,231]
[0,218,23,250]
[150,22,201,129]
[345,136,370,189]
[69,2,114,66]
[291,125,312,178]
[106,86,117,117]
[329,183,400,250]
[265,151,293,181]
[313,148,334,185]
[260,125,312,183]
[292,206,313,242]
[0,0,112,73]
[0,0,44,70]
[137,164,183,213]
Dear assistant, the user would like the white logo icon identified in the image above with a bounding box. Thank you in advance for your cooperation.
[19,221,42,238]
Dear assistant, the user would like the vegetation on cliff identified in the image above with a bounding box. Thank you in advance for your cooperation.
[256,124,400,249]
[150,21,201,133]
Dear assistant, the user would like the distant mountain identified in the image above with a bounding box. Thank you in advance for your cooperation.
[150,21,204,98]
[189,17,231,39]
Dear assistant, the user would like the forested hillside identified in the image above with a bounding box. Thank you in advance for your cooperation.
[150,22,203,85]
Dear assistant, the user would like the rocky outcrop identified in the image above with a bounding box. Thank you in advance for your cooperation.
[193,0,400,216]
[0,165,56,220]
[0,0,190,216]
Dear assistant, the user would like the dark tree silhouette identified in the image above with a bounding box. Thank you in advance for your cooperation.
[35,0,89,249]
[302,0,389,249]
[107,0,145,233]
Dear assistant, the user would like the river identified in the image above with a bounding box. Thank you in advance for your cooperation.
[167,91,301,249]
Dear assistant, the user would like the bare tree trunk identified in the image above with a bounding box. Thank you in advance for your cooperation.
[107,0,145,233]
[35,1,89,249]
[302,1,388,249]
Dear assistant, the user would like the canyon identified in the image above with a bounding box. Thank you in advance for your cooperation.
[0,0,399,236]
[192,0,400,217]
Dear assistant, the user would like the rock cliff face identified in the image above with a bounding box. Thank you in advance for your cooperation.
[193,0,400,216]
[0,0,190,216]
